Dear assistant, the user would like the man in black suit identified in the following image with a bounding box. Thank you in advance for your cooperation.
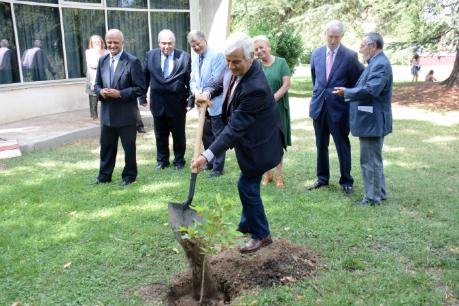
[94,29,146,186]
[21,39,56,81]
[0,39,20,84]
[144,29,191,170]
[192,33,285,254]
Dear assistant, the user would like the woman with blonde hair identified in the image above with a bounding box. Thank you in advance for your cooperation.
[85,34,108,120]
[253,35,291,188]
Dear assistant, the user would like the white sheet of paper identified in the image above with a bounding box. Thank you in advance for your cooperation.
[358,106,373,113]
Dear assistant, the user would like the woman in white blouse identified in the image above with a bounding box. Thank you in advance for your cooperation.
[85,35,108,120]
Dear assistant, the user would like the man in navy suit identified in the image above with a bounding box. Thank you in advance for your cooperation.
[94,29,146,185]
[308,20,364,193]
[192,33,285,254]
[334,32,393,205]
[144,29,191,170]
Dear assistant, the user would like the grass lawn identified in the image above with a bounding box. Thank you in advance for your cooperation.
[1,79,458,305]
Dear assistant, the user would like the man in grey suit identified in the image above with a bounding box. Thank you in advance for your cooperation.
[334,32,393,205]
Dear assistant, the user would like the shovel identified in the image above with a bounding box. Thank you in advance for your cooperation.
[168,102,208,241]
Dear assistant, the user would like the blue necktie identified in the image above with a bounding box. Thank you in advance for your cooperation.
[198,54,204,76]
[110,57,115,88]
[163,54,169,78]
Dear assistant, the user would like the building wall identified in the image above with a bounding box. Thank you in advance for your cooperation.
[199,0,231,50]
[0,80,87,123]
[0,0,232,124]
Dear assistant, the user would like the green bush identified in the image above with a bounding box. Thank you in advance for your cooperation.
[300,48,313,64]
[248,22,303,73]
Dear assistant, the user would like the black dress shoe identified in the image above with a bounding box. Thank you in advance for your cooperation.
[121,179,135,186]
[174,164,185,171]
[343,185,353,194]
[208,170,222,177]
[307,180,328,191]
[239,236,273,254]
[205,164,213,171]
[155,163,169,170]
[137,126,146,133]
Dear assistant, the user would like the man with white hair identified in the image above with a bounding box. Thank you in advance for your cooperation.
[308,20,364,194]
[188,30,227,177]
[144,29,191,171]
[192,33,285,254]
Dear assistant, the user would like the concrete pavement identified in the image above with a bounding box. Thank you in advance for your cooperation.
[1,96,457,157]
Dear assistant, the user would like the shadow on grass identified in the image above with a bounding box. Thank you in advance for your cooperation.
[1,116,459,304]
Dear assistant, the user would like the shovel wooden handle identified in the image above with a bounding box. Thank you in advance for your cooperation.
[191,103,208,173]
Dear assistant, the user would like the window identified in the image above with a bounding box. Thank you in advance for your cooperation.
[65,0,101,4]
[0,2,20,84]
[0,0,191,86]
[106,0,146,9]
[150,0,188,10]
[108,11,149,63]
[15,4,64,81]
[63,8,105,78]
[151,12,190,51]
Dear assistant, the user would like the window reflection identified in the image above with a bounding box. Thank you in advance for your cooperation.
[0,3,20,84]
[106,0,146,9]
[0,39,20,84]
[108,11,149,62]
[63,8,105,78]
[0,0,192,86]
[151,12,190,51]
[150,0,188,9]
[15,4,64,81]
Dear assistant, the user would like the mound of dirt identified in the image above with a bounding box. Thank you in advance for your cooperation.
[167,237,318,306]
[393,83,459,111]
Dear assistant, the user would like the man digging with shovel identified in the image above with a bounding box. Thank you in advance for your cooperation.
[192,33,285,254]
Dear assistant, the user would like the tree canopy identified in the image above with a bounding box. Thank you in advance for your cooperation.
[232,0,459,86]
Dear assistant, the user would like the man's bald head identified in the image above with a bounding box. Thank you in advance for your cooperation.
[105,29,124,56]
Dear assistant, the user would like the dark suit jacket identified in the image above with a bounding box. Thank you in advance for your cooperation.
[94,51,146,127]
[0,48,20,84]
[22,48,55,81]
[205,60,285,178]
[144,48,191,117]
[345,51,393,137]
[310,45,364,123]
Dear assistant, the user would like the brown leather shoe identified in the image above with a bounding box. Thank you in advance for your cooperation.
[239,236,273,254]
[275,174,284,188]
[262,171,273,186]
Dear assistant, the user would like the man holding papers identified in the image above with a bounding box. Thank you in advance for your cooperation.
[333,32,393,206]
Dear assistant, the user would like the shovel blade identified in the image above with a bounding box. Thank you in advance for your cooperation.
[168,202,203,241]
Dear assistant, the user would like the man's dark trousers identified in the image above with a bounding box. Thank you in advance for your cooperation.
[313,105,353,186]
[99,124,137,182]
[153,112,186,167]
[237,174,270,240]
[202,114,226,172]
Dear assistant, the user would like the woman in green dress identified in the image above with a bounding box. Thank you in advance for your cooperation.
[253,35,291,188]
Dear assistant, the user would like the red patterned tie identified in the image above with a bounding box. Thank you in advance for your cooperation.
[225,75,237,112]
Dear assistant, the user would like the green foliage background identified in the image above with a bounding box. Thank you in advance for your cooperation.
[232,0,459,66]
[247,21,303,71]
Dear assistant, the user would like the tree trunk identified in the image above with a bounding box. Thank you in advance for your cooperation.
[179,238,220,304]
[442,47,459,87]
